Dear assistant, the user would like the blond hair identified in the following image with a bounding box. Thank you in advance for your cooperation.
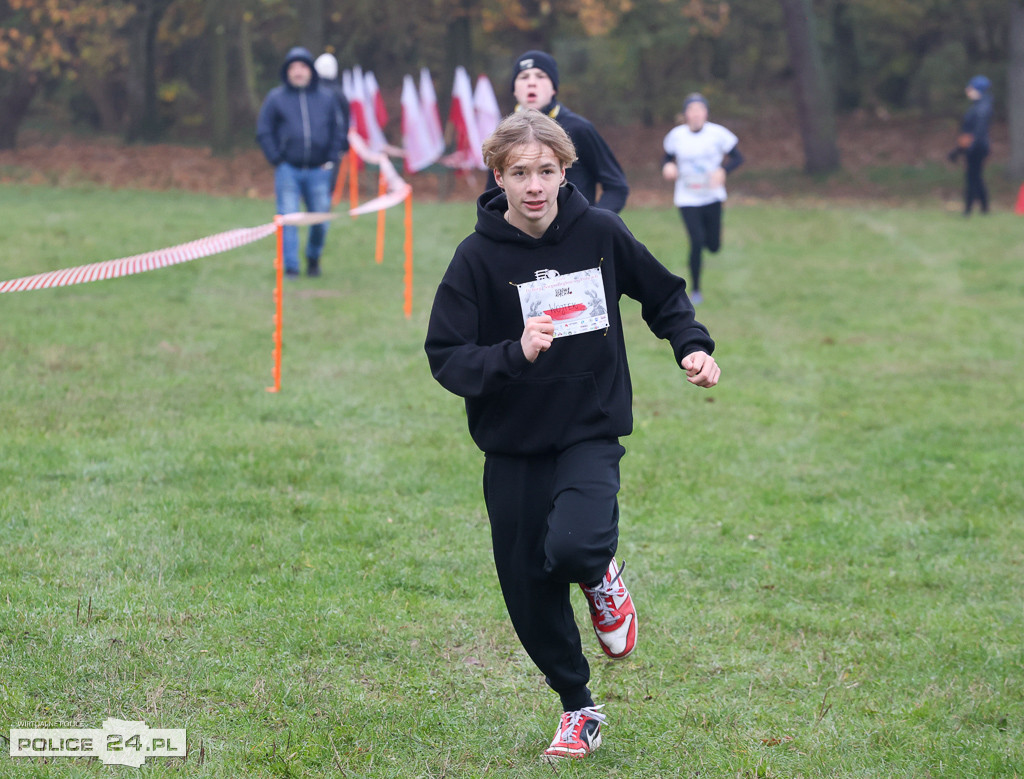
[482,109,578,173]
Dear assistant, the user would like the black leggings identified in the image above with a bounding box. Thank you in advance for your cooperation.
[482,439,625,711]
[964,144,990,214]
[679,201,723,292]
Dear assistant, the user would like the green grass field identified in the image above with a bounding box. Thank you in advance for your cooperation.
[1,183,1022,778]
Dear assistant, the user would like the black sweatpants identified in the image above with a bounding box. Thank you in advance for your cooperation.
[482,438,625,712]
[964,143,990,215]
[679,201,723,293]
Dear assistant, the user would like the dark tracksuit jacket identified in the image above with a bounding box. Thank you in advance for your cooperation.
[484,101,630,213]
[424,184,713,708]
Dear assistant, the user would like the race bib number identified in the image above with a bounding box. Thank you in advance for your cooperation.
[517,267,609,338]
[682,171,710,191]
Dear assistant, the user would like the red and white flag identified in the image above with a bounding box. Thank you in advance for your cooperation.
[353,66,388,152]
[419,67,446,160]
[474,74,502,147]
[364,70,390,135]
[343,68,369,143]
[401,74,441,173]
[447,66,485,170]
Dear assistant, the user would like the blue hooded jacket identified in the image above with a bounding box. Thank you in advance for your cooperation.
[961,76,993,149]
[256,47,345,168]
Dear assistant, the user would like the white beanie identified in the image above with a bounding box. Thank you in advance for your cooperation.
[314,53,338,81]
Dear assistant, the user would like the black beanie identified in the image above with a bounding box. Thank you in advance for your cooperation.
[511,50,559,94]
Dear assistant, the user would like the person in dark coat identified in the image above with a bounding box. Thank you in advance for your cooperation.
[948,75,994,216]
[257,47,345,276]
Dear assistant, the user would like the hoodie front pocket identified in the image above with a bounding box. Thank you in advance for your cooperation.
[474,373,611,453]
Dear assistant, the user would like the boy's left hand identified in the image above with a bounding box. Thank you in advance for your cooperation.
[681,351,720,388]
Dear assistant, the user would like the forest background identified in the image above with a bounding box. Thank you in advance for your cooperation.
[2,0,1024,202]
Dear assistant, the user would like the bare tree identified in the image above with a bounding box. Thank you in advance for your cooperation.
[779,0,840,174]
[1010,0,1024,182]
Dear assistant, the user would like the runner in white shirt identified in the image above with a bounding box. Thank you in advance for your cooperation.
[662,93,743,304]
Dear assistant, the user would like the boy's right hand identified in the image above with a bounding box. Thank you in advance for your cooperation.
[521,315,555,363]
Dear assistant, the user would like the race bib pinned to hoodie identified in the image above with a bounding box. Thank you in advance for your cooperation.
[517,266,608,338]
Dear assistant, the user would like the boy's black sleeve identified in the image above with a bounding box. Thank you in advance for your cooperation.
[574,124,630,213]
[425,260,531,399]
[611,219,715,363]
[722,144,743,173]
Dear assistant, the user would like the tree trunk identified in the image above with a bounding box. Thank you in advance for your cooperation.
[779,0,840,174]
[126,0,172,142]
[237,11,260,121]
[445,0,474,78]
[1010,0,1024,182]
[209,1,231,155]
[831,0,861,112]
[298,0,325,55]
[0,76,38,150]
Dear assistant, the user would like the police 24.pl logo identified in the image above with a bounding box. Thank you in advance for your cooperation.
[10,718,186,767]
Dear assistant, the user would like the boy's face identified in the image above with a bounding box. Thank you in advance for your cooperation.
[494,142,565,239]
[514,68,556,111]
[685,101,708,131]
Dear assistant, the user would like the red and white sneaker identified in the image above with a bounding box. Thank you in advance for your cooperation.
[540,705,606,762]
[580,559,637,659]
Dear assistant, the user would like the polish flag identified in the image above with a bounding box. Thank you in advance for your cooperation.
[401,74,441,173]
[448,66,485,170]
[419,67,446,159]
[473,74,502,146]
[354,67,388,152]
[343,68,369,143]
[365,70,390,133]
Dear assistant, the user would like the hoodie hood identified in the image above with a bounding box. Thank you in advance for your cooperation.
[475,182,591,245]
[968,75,991,95]
[280,47,319,88]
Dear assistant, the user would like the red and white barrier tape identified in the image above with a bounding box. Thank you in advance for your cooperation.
[0,166,405,294]
[346,132,413,216]
[0,222,278,293]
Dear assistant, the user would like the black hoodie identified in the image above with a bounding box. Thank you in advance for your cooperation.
[425,184,714,456]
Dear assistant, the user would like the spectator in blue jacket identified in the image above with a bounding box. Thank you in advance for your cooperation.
[948,75,994,216]
[257,47,346,277]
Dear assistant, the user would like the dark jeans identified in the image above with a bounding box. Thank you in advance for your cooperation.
[679,201,723,292]
[482,439,625,711]
[964,143,990,215]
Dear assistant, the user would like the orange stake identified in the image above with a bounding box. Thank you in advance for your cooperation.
[348,149,359,215]
[375,171,387,264]
[403,190,413,319]
[332,154,347,207]
[266,215,284,393]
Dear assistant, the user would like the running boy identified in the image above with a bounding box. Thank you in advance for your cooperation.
[662,92,743,304]
[425,110,719,762]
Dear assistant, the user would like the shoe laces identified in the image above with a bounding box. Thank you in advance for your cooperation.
[557,705,607,741]
[584,562,626,626]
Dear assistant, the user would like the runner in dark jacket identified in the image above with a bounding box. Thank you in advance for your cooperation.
[484,50,629,213]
